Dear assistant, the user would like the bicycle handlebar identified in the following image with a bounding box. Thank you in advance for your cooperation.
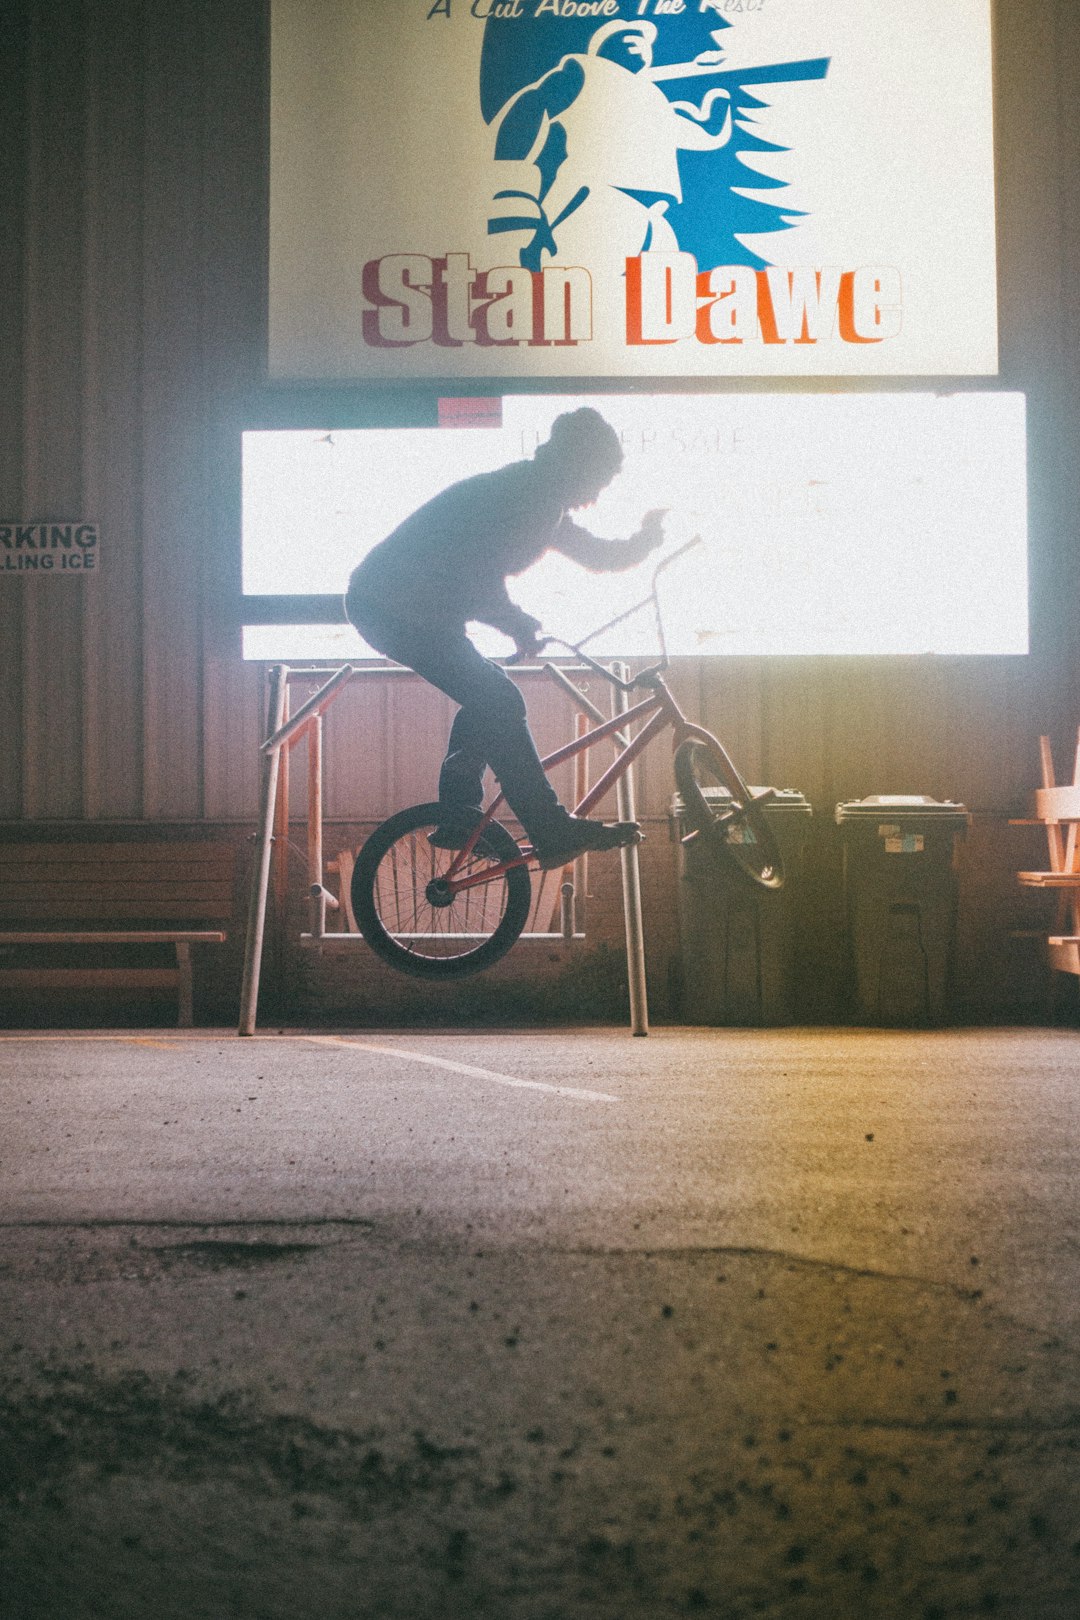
[652,533,705,576]
[503,534,705,684]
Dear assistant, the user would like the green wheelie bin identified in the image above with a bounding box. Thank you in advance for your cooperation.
[671,786,813,1025]
[834,795,969,1025]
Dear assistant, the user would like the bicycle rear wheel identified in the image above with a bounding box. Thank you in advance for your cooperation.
[351,803,532,978]
[673,740,785,891]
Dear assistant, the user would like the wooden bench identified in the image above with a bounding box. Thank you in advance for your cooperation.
[0,841,235,1025]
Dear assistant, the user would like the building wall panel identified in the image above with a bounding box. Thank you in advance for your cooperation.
[82,0,147,819]
[20,6,88,819]
[139,0,211,821]
[0,7,29,820]
[1,0,1079,1024]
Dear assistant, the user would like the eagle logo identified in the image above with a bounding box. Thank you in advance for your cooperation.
[481,4,829,273]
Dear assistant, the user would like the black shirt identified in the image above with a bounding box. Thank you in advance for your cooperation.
[348,457,658,638]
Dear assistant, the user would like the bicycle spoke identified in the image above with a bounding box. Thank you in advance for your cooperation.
[367,824,516,962]
[352,804,531,977]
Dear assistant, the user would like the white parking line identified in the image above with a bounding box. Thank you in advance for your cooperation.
[305,1036,620,1102]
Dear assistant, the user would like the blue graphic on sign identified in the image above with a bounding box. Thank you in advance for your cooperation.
[480,6,829,273]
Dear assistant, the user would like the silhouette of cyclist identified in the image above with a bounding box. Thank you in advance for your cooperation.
[345,409,666,870]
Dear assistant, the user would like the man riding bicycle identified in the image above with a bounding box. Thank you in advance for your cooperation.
[344,407,666,870]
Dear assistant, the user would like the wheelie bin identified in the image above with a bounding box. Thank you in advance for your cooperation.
[834,795,969,1025]
[671,786,813,1025]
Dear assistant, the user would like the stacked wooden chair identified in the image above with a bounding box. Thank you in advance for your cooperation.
[1014,729,1080,983]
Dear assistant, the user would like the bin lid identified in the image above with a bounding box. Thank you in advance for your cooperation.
[672,787,813,818]
[835,794,968,825]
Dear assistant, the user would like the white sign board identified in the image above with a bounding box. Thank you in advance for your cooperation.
[270,0,998,380]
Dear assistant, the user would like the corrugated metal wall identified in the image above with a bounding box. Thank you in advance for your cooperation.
[1,0,268,822]
[2,0,1080,837]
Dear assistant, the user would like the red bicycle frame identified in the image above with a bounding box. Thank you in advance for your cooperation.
[441,672,725,896]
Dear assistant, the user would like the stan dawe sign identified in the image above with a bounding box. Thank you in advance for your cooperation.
[270,0,997,380]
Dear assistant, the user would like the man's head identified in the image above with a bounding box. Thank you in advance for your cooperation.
[536,408,624,507]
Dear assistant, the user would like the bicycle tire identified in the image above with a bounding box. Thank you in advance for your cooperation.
[673,739,785,892]
[351,802,532,979]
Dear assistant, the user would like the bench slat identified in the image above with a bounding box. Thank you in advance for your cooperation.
[0,880,233,904]
[0,900,233,922]
[0,968,181,992]
[0,930,225,945]
[0,842,235,864]
[0,861,232,884]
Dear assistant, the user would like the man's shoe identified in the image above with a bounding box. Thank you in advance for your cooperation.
[530,817,641,871]
[428,813,484,851]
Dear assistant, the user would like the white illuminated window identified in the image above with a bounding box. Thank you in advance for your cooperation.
[241,392,1028,659]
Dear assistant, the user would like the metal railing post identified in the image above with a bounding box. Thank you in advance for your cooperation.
[238,664,289,1036]
[307,712,327,939]
[612,664,649,1036]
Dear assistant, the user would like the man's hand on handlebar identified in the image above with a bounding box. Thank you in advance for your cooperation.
[507,612,548,664]
[509,633,548,663]
[503,530,701,665]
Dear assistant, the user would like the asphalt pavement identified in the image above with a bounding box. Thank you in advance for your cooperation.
[2,1025,1079,1619]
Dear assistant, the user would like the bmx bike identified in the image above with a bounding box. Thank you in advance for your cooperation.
[351,538,784,980]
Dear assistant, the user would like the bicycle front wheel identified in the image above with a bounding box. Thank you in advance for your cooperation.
[351,803,532,979]
[673,740,785,892]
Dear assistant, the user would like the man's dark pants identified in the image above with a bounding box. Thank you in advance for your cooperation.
[345,594,564,836]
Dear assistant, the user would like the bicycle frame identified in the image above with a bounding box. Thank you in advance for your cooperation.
[438,532,750,896]
[441,672,725,896]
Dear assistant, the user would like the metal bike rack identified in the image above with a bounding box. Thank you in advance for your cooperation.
[542,659,648,1036]
[238,664,354,1037]
[237,662,650,1036]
